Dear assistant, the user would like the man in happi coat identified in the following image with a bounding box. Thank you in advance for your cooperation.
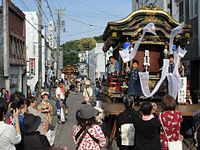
[126,60,143,105]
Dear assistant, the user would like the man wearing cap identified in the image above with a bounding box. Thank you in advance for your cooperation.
[115,96,137,150]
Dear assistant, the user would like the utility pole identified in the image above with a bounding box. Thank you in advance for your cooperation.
[38,0,43,88]
[55,9,64,79]
[3,0,10,91]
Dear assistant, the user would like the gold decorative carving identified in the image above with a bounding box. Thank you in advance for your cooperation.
[140,4,162,11]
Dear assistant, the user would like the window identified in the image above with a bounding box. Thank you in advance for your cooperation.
[189,0,198,19]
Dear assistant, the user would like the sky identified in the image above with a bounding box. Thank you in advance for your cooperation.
[11,0,132,44]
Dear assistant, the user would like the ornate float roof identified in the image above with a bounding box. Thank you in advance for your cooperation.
[103,5,191,52]
[62,65,77,74]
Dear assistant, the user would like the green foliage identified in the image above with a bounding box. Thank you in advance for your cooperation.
[62,35,103,66]
[61,40,80,52]
[78,37,96,51]
[63,51,79,65]
[93,35,103,43]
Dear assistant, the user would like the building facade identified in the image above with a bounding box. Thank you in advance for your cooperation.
[176,0,200,95]
[88,43,112,83]
[25,12,50,92]
[25,12,39,92]
[132,0,179,21]
[0,2,26,95]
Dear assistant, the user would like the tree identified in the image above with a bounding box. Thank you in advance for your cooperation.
[63,51,79,65]
[61,36,99,66]
[94,35,103,43]
[78,37,96,51]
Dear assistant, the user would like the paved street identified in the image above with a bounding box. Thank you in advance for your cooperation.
[54,92,83,149]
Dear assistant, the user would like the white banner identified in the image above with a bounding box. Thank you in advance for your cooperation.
[139,47,187,99]
[120,23,156,63]
[119,47,131,63]
[134,23,187,99]
[177,77,187,103]
[167,73,180,99]
[139,59,169,97]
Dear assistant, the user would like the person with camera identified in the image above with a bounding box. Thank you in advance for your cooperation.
[0,99,21,150]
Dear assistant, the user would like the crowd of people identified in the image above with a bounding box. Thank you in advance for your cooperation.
[71,95,184,150]
[0,54,199,150]
[0,91,53,150]
[115,95,183,150]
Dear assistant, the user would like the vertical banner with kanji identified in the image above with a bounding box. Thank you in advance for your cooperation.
[29,58,35,75]
[178,77,187,103]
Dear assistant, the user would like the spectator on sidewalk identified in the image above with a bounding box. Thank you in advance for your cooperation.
[27,97,41,117]
[95,81,101,100]
[82,80,93,104]
[10,92,27,134]
[55,80,67,124]
[73,104,106,150]
[115,96,137,150]
[23,114,50,150]
[160,95,183,150]
[38,92,52,133]
[0,88,10,103]
[0,99,21,150]
[27,97,45,135]
[134,101,161,150]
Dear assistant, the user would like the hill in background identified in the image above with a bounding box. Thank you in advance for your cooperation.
[62,35,103,66]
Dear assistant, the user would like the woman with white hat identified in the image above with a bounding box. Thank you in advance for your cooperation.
[82,80,93,104]
[73,104,106,150]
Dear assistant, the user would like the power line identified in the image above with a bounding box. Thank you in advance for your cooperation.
[63,13,104,28]
[44,0,56,28]
[25,12,53,51]
[56,0,62,9]
[60,27,104,37]
[66,12,119,19]
[19,0,38,23]
[18,0,53,49]
[76,0,121,18]
[34,0,50,25]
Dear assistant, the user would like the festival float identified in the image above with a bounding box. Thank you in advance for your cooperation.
[102,4,191,103]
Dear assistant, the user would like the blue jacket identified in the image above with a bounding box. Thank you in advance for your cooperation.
[127,68,143,96]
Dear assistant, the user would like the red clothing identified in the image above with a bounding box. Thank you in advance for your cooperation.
[159,111,182,150]
[73,124,106,150]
